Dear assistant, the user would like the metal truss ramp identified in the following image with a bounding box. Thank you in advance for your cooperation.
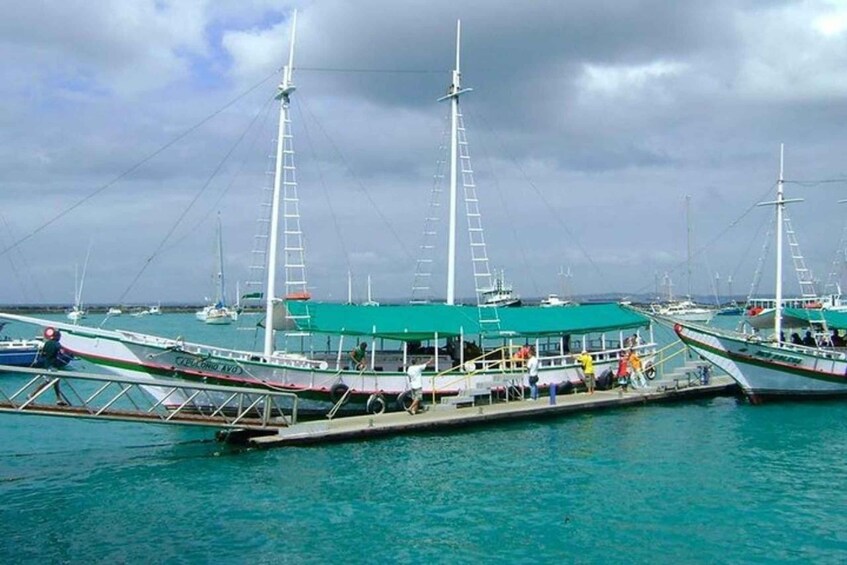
[0,365,300,432]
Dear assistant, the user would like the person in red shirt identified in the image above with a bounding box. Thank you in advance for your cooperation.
[616,352,630,392]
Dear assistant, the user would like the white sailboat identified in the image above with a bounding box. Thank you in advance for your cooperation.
[196,215,237,325]
[67,245,92,323]
[649,198,714,323]
[675,145,847,400]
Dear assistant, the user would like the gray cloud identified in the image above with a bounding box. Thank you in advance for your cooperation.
[2,0,847,307]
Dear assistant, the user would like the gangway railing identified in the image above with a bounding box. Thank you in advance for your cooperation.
[0,365,299,431]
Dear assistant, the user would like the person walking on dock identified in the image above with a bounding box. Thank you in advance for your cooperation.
[526,346,539,400]
[628,349,647,389]
[406,357,432,415]
[616,351,630,392]
[577,350,595,394]
[34,327,68,406]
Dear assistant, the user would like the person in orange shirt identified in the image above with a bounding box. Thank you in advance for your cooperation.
[628,349,647,389]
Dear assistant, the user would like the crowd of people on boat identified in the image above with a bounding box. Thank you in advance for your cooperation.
[783,329,846,348]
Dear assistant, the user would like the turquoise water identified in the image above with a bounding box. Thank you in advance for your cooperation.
[2,315,847,562]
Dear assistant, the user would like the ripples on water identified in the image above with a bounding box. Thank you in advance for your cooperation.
[2,315,847,562]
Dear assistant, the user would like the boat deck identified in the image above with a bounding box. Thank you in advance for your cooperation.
[247,375,738,448]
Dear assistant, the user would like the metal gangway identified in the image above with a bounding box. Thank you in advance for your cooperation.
[0,364,299,432]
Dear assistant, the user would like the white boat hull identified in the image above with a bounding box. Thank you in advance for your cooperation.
[0,313,649,416]
[675,321,847,399]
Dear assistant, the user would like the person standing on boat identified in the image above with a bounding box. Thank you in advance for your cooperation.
[526,346,539,400]
[577,350,595,395]
[406,357,432,415]
[616,352,630,392]
[34,327,68,406]
[802,331,816,347]
[349,342,368,371]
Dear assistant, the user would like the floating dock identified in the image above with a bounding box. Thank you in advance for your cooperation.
[247,375,738,448]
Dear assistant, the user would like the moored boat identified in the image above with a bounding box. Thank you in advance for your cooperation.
[675,145,847,401]
[0,323,73,369]
[0,18,657,416]
[650,300,715,322]
[195,215,237,325]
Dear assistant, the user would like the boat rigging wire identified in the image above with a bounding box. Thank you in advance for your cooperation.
[468,107,606,281]
[783,178,847,187]
[297,67,445,74]
[162,96,277,252]
[117,92,279,303]
[0,68,282,260]
[464,106,539,297]
[629,181,779,296]
[295,95,414,264]
[292,97,352,274]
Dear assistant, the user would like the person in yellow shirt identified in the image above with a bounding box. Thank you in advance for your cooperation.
[576,350,595,394]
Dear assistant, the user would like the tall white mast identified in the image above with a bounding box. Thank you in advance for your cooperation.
[774,144,785,341]
[436,20,475,305]
[758,143,802,341]
[686,195,692,298]
[264,9,298,357]
[215,213,225,306]
[446,20,461,305]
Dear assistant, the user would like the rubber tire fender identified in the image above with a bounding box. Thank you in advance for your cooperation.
[395,390,413,412]
[366,393,386,415]
[644,362,656,380]
[330,382,350,404]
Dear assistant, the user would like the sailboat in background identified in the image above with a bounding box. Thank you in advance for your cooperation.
[675,145,847,400]
[649,197,714,323]
[196,215,237,325]
[67,245,91,323]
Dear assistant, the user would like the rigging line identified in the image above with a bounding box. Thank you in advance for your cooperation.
[630,181,779,297]
[784,178,847,187]
[163,96,277,253]
[463,106,537,296]
[0,214,42,303]
[292,97,352,274]
[468,108,606,279]
[295,97,414,264]
[0,68,281,260]
[297,66,445,74]
[118,93,279,303]
[728,200,773,287]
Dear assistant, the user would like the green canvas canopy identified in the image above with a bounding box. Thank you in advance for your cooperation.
[282,302,649,341]
[781,308,847,330]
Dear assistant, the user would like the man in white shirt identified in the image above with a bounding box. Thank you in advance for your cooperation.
[526,346,539,400]
[406,357,432,415]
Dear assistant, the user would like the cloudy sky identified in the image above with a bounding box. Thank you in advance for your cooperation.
[2,0,847,306]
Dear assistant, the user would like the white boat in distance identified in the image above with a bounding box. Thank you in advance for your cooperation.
[675,145,847,400]
[480,270,521,307]
[131,304,162,317]
[0,18,657,416]
[540,294,575,307]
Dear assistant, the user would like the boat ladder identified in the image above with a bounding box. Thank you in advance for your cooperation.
[0,364,300,431]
